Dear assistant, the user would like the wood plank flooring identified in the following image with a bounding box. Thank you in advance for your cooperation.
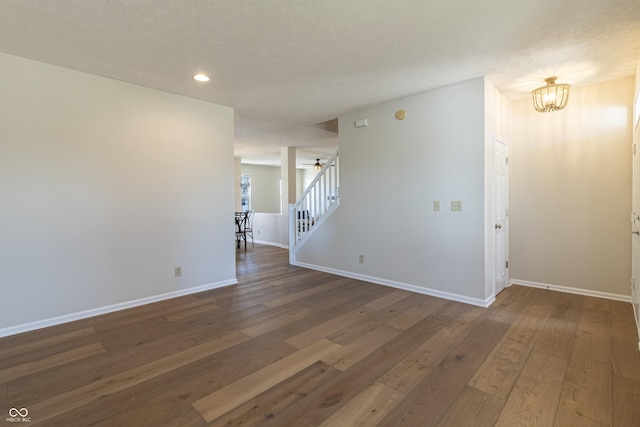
[1,244,639,426]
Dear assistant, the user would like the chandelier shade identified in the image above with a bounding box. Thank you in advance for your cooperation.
[531,77,570,112]
[313,159,322,170]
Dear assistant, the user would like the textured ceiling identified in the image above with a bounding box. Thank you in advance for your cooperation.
[1,0,639,167]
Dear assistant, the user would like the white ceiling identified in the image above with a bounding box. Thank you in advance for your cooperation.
[1,0,639,167]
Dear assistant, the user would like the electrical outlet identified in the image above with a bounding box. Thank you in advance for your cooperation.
[174,266,182,277]
[433,201,440,211]
[451,201,462,212]
[358,254,364,263]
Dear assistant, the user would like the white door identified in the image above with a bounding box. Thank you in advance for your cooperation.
[632,118,640,350]
[494,138,509,295]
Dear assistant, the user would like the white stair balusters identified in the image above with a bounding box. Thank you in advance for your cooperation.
[289,150,339,254]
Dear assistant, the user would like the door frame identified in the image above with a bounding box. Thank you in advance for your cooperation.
[492,136,509,297]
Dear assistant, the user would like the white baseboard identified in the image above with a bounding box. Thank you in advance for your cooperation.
[253,239,288,249]
[0,279,238,338]
[292,260,494,308]
[509,278,632,302]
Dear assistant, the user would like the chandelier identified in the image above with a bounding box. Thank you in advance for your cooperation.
[531,77,570,112]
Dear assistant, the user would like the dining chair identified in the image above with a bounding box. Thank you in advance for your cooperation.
[235,211,248,250]
[244,210,255,247]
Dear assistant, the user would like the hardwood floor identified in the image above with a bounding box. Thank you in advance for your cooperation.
[1,244,639,426]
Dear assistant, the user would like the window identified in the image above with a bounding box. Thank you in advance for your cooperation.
[240,173,251,211]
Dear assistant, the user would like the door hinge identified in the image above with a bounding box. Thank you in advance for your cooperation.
[633,144,637,156]
[505,261,509,268]
[505,157,509,165]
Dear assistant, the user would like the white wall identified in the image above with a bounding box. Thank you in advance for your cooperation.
[294,78,490,304]
[0,53,236,334]
[510,77,633,297]
[301,167,320,193]
[238,164,287,248]
[294,76,634,303]
[241,164,281,213]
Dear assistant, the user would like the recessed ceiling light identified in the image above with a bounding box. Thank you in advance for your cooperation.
[193,73,210,82]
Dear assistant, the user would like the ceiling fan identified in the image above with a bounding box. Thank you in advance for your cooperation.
[302,158,326,170]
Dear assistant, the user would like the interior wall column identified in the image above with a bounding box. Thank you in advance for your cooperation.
[281,147,296,246]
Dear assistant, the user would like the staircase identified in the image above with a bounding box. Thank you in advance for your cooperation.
[289,150,339,257]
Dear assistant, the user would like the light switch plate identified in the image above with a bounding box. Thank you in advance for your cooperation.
[451,201,462,212]
[433,201,440,211]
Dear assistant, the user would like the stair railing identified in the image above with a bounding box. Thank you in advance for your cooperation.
[289,150,339,253]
